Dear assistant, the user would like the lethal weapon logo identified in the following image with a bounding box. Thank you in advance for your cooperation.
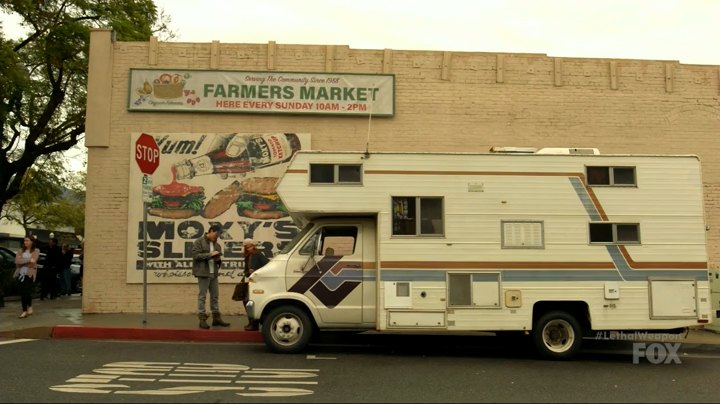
[288,256,362,308]
[50,362,318,397]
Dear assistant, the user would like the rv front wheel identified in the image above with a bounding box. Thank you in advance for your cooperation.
[533,311,582,360]
[262,305,313,354]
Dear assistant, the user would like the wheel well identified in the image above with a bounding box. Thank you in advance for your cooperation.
[532,301,591,334]
[261,299,317,329]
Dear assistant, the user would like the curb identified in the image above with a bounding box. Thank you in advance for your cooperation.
[51,325,264,343]
[0,326,54,339]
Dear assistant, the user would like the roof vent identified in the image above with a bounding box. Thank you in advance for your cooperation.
[535,148,600,155]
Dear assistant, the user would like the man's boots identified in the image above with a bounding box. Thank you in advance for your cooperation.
[198,313,210,329]
[244,319,259,331]
[212,312,230,327]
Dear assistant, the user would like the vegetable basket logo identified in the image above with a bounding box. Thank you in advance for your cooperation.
[134,72,201,106]
[140,73,185,99]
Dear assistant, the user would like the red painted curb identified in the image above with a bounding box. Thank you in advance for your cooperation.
[51,325,263,343]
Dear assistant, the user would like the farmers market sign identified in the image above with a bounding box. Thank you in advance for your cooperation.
[128,69,394,116]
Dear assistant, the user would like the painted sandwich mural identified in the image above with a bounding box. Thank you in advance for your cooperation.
[127,132,310,283]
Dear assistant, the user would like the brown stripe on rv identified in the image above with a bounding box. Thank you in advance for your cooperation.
[381,261,616,269]
[365,170,609,220]
[366,170,582,176]
[617,245,707,269]
[286,169,308,174]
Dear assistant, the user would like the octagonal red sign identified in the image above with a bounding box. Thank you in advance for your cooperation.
[135,133,160,175]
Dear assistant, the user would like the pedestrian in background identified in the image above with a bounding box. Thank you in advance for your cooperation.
[60,244,73,296]
[242,238,269,331]
[15,237,39,319]
[78,240,84,295]
[191,224,231,329]
[40,237,61,299]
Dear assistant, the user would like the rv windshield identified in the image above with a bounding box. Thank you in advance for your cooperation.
[278,223,314,255]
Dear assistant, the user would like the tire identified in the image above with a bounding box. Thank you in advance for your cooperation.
[532,311,582,360]
[262,305,313,354]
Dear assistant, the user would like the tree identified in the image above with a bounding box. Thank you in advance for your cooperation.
[44,170,86,236]
[0,0,172,215]
[0,160,64,235]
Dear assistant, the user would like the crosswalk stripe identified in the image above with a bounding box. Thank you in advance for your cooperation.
[0,339,36,345]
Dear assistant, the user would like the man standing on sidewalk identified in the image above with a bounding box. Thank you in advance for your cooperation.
[191,224,230,329]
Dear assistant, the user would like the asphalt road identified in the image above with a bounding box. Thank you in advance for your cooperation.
[2,334,720,403]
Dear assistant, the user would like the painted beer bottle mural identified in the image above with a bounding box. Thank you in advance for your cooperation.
[129,132,309,283]
[174,133,301,179]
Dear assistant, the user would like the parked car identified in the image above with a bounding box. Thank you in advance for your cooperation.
[0,246,14,266]
[0,246,16,297]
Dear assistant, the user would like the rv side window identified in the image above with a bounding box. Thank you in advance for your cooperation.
[310,164,362,184]
[392,196,444,236]
[586,166,636,186]
[299,226,358,255]
[448,273,472,306]
[589,223,640,244]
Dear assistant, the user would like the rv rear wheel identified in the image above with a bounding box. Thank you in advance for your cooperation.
[533,311,582,360]
[262,305,313,354]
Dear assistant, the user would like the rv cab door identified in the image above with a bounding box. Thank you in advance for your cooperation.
[285,222,365,324]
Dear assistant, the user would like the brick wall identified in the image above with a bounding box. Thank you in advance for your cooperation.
[84,32,720,314]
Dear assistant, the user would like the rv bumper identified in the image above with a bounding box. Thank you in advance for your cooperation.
[245,300,256,320]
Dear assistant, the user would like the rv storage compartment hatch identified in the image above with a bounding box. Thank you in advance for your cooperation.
[649,279,697,318]
[388,311,445,327]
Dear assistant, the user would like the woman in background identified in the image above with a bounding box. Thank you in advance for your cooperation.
[15,237,40,318]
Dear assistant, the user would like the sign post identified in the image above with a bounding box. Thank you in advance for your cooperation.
[135,133,160,324]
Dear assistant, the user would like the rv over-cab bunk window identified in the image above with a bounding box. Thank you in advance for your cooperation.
[392,197,444,236]
[586,166,636,186]
[310,164,362,184]
[589,223,640,244]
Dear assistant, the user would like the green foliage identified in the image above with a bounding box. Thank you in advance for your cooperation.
[43,170,86,235]
[0,160,63,232]
[0,0,172,215]
[1,161,86,236]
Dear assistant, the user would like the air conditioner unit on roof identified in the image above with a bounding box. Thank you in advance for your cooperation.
[489,147,538,153]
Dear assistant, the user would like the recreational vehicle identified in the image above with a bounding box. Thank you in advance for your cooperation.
[244,148,711,359]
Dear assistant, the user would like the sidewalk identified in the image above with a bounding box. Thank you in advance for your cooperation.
[0,294,262,343]
[1,294,719,347]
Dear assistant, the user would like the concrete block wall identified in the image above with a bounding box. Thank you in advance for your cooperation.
[83,31,720,314]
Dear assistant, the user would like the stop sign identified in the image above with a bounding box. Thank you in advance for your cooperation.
[135,133,160,175]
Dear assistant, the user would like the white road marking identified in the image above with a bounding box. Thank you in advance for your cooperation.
[242,369,319,378]
[306,355,336,360]
[158,379,232,383]
[0,338,36,345]
[51,362,321,397]
[234,380,318,385]
[681,353,720,359]
[587,349,720,360]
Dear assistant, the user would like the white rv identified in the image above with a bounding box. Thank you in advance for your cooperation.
[245,148,711,359]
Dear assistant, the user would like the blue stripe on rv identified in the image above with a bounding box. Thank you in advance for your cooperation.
[378,269,707,282]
